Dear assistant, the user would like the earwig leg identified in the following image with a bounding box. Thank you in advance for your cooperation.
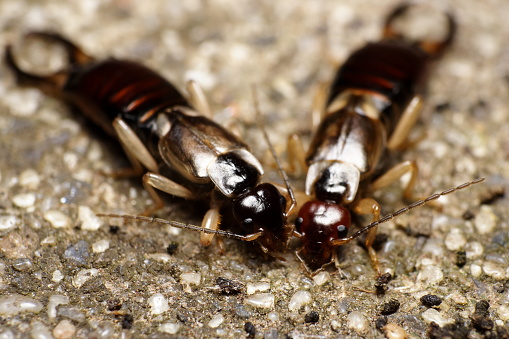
[370,160,418,201]
[311,82,330,129]
[286,134,308,177]
[186,80,212,118]
[24,32,93,66]
[200,206,221,246]
[142,172,195,215]
[383,4,456,58]
[294,248,322,277]
[113,117,159,174]
[387,95,423,150]
[353,198,382,275]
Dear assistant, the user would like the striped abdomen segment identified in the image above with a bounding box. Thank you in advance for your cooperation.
[65,59,189,133]
[328,41,429,131]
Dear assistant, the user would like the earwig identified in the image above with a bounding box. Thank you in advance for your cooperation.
[5,32,295,255]
[288,4,475,275]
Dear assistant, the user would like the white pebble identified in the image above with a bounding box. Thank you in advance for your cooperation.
[246,281,270,295]
[159,322,180,334]
[465,242,484,259]
[347,311,369,334]
[30,321,52,339]
[384,323,408,339]
[267,312,279,321]
[92,239,110,253]
[148,293,169,315]
[483,262,506,280]
[53,319,76,339]
[245,293,275,309]
[72,268,99,288]
[0,215,19,230]
[44,210,72,229]
[47,295,69,320]
[288,290,312,312]
[12,193,36,208]
[470,264,482,277]
[312,271,330,286]
[421,309,453,326]
[0,294,43,315]
[208,314,224,328]
[180,272,201,292]
[78,206,103,231]
[52,270,64,283]
[444,228,466,251]
[19,169,40,189]
[417,266,444,284]
[474,205,497,234]
[497,305,509,321]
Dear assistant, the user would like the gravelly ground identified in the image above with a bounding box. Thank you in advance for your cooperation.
[0,0,508,338]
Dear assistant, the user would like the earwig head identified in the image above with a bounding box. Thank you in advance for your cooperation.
[295,200,351,269]
[232,183,289,253]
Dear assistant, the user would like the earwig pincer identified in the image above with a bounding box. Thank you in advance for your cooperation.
[288,5,477,275]
[5,32,295,255]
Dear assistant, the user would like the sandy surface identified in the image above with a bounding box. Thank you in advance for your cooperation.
[0,0,508,337]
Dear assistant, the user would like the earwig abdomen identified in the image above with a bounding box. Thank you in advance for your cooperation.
[328,41,429,134]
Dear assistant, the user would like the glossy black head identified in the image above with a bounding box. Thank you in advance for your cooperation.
[295,200,351,269]
[232,183,288,253]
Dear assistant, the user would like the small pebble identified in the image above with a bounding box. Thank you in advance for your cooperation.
[44,210,72,229]
[53,320,76,339]
[92,239,110,253]
[384,323,408,339]
[497,305,509,321]
[380,299,400,315]
[180,272,201,292]
[208,314,224,328]
[417,266,443,284]
[482,261,506,280]
[474,205,497,234]
[465,241,484,259]
[48,295,70,319]
[244,322,256,337]
[0,215,19,230]
[347,311,368,334]
[19,169,40,189]
[267,312,279,322]
[312,271,330,285]
[159,322,180,334]
[246,281,270,295]
[471,263,482,277]
[375,316,388,330]
[57,306,86,322]
[245,293,275,309]
[78,205,103,231]
[52,270,64,283]
[444,228,466,251]
[12,258,33,272]
[12,192,36,208]
[148,293,169,315]
[0,294,43,315]
[64,240,90,265]
[234,304,251,319]
[122,314,134,330]
[72,268,99,288]
[421,308,453,326]
[304,311,319,323]
[456,251,467,267]
[420,294,442,307]
[215,277,244,294]
[30,321,52,339]
[288,290,312,312]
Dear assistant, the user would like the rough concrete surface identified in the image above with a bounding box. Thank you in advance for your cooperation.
[0,0,508,338]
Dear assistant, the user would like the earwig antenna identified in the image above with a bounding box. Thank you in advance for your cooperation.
[251,86,297,215]
[97,214,253,241]
[331,177,485,246]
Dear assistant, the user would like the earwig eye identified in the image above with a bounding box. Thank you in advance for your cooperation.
[337,225,348,238]
[295,217,303,232]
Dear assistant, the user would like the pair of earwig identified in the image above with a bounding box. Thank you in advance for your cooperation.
[6,4,483,276]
